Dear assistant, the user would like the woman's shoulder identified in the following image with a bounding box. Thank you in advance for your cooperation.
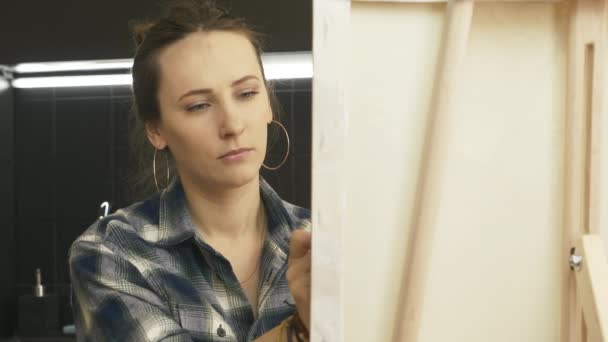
[69,195,162,256]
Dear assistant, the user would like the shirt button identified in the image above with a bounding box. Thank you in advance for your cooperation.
[217,324,226,337]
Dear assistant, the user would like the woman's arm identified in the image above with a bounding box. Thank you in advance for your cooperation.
[286,230,312,331]
[253,229,312,342]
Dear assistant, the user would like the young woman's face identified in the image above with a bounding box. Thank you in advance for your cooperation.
[151,30,272,189]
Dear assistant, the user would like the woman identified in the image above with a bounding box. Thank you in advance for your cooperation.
[68,1,312,341]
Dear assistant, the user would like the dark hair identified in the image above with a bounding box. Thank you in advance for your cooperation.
[124,0,282,202]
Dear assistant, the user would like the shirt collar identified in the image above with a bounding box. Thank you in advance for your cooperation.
[153,176,294,256]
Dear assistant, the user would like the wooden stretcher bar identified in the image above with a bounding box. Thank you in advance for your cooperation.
[391,1,474,341]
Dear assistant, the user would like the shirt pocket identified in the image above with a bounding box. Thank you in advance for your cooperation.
[172,302,238,342]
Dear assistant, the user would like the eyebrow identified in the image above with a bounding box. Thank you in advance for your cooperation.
[178,75,260,101]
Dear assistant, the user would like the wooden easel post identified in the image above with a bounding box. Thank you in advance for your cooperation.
[569,235,608,341]
[562,0,608,340]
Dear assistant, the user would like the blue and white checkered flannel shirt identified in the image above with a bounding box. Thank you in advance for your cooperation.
[69,176,311,342]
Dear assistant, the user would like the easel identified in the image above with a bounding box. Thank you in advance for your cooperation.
[351,0,608,341]
[312,0,608,341]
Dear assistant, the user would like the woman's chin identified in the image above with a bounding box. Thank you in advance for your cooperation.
[216,164,261,187]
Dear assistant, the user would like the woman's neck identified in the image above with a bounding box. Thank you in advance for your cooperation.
[180,174,265,242]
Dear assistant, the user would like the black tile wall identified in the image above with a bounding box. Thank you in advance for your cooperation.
[0,83,17,338]
[110,85,134,98]
[16,221,55,285]
[55,99,113,221]
[0,142,15,216]
[113,147,133,209]
[7,78,312,336]
[54,86,111,99]
[293,91,312,155]
[111,100,132,149]
[274,92,293,126]
[260,79,312,208]
[293,155,312,208]
[15,100,53,222]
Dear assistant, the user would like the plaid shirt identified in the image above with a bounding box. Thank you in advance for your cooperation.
[69,176,311,342]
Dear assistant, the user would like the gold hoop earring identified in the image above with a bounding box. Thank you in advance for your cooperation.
[153,148,170,192]
[263,120,290,170]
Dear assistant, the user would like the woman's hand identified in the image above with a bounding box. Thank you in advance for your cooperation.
[286,229,312,330]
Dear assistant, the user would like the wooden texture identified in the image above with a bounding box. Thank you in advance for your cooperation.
[562,0,607,340]
[573,235,608,342]
[313,0,608,340]
[392,1,474,341]
[311,0,350,341]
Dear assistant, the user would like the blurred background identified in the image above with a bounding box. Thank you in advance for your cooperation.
[0,1,312,340]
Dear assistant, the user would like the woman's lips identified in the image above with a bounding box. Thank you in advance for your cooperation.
[219,148,254,161]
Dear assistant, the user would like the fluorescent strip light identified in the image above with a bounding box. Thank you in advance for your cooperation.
[262,52,313,80]
[14,59,133,73]
[11,52,312,88]
[0,78,9,91]
[12,74,132,88]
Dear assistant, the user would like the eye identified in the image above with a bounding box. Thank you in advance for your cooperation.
[240,91,258,99]
[187,103,210,112]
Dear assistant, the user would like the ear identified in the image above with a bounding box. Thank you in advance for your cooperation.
[266,105,273,125]
[145,120,168,150]
[265,86,274,125]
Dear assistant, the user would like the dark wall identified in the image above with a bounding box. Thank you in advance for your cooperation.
[0,80,16,338]
[7,78,311,338]
[0,0,311,64]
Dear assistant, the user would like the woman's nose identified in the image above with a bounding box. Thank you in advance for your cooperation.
[219,102,245,138]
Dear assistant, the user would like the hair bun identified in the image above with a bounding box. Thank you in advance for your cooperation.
[131,21,156,47]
